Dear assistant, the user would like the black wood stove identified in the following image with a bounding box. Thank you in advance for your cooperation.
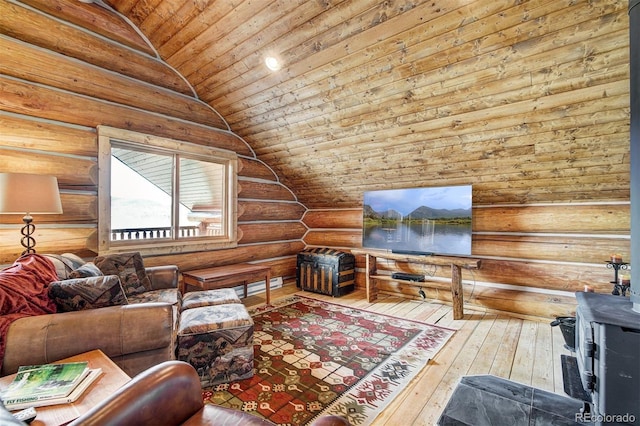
[561,292,640,425]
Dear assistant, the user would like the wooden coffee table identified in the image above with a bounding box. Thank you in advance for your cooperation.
[182,263,271,304]
[0,349,130,426]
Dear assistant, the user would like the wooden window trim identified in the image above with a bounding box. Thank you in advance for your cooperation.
[97,125,238,256]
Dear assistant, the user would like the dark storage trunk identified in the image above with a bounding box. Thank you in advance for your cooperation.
[296,248,355,297]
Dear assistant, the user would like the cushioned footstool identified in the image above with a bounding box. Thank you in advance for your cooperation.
[181,288,240,310]
[177,303,254,387]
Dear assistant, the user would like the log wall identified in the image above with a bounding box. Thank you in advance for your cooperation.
[303,201,630,318]
[0,0,304,278]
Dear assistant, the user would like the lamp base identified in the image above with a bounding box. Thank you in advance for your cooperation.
[20,214,36,255]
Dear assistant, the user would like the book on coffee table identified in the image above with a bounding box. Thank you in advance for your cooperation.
[1,361,102,410]
[3,368,102,411]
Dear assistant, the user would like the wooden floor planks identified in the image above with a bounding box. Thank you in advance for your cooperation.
[242,284,574,425]
[466,315,505,376]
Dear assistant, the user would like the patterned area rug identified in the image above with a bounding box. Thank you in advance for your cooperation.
[203,295,454,425]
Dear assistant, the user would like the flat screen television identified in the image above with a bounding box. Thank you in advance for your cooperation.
[362,184,473,256]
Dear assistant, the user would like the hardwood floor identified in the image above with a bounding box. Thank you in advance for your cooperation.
[243,284,574,426]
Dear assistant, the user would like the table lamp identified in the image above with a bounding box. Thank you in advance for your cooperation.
[0,173,63,254]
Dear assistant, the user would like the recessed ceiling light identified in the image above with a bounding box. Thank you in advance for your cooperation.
[265,56,281,71]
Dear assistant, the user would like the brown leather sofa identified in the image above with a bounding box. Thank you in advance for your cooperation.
[67,360,350,426]
[1,265,178,377]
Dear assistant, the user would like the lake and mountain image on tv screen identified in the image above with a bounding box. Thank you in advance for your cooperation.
[362,185,472,256]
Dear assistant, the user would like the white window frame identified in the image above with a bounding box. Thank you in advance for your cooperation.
[97,125,238,255]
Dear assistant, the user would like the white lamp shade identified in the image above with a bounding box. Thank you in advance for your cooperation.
[0,173,63,214]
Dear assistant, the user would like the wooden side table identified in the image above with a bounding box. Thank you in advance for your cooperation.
[182,263,271,304]
[0,349,130,426]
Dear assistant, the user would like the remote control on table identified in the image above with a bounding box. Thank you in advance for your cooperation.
[12,407,36,424]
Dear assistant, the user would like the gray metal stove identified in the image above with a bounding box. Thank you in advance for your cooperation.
[561,292,640,425]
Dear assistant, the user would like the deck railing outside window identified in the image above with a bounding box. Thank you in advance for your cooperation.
[111,226,224,240]
[111,226,199,241]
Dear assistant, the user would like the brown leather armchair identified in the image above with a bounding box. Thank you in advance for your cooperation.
[68,360,349,426]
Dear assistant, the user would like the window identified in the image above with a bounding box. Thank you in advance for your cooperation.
[97,126,237,255]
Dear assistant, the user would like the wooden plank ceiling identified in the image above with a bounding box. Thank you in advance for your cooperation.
[102,0,630,209]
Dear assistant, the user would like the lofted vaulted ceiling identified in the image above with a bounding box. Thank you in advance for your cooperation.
[101,0,630,209]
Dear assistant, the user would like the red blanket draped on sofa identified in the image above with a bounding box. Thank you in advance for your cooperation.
[0,254,58,371]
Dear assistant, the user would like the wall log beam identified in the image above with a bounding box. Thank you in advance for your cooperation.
[238,201,305,222]
[0,77,247,155]
[0,1,191,94]
[0,37,225,129]
[19,0,154,55]
[238,222,306,245]
[238,157,277,181]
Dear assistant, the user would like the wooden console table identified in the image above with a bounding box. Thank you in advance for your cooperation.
[182,263,271,304]
[351,249,481,320]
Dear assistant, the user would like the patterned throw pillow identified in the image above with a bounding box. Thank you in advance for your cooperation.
[42,253,87,280]
[93,252,152,297]
[48,275,128,312]
[69,262,103,278]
